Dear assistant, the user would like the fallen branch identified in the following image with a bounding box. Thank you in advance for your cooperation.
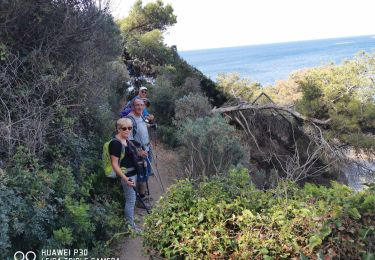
[211,103,331,125]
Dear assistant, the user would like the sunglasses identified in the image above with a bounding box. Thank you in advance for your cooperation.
[141,90,147,94]
[120,126,133,131]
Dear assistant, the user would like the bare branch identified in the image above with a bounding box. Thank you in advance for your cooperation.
[211,103,331,125]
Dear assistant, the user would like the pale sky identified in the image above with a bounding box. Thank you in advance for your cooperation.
[110,0,375,51]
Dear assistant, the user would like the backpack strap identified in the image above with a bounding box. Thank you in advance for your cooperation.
[112,138,126,161]
[125,115,137,137]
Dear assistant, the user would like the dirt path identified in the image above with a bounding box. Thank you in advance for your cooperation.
[117,141,180,260]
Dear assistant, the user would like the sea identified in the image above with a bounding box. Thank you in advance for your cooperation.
[179,35,375,86]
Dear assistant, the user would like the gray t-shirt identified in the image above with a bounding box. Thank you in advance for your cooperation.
[128,114,150,151]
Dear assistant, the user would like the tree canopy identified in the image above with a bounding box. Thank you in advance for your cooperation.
[296,53,375,151]
[118,0,176,35]
[117,0,177,80]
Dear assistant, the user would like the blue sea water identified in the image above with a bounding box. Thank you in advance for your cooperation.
[179,35,375,86]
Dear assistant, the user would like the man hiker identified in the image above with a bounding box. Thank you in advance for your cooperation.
[120,86,154,123]
[126,97,153,207]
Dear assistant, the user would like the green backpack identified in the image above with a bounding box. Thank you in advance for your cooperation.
[102,138,125,178]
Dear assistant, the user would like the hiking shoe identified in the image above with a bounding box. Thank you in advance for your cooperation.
[126,223,141,235]
[130,224,142,235]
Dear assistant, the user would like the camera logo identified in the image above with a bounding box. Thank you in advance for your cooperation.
[14,251,36,260]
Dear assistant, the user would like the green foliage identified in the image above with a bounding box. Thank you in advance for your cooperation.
[156,125,179,147]
[53,227,74,246]
[65,198,95,237]
[216,73,262,101]
[0,0,128,257]
[295,53,375,151]
[151,76,177,126]
[297,77,328,118]
[0,168,12,256]
[174,93,212,123]
[262,70,305,106]
[117,0,177,78]
[4,147,59,251]
[143,169,375,259]
[118,0,176,35]
[175,77,202,97]
[0,146,126,257]
[177,115,246,178]
[150,75,218,147]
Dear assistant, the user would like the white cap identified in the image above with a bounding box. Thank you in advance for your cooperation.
[139,86,147,91]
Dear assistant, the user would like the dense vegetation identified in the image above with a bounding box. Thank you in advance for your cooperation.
[0,0,127,257]
[144,168,375,259]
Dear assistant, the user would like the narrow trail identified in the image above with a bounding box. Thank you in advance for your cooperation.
[117,141,180,260]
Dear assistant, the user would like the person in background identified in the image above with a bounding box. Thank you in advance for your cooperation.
[120,86,154,123]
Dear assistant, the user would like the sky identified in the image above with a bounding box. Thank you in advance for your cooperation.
[110,0,375,51]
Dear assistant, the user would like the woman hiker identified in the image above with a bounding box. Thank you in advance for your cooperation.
[109,118,148,233]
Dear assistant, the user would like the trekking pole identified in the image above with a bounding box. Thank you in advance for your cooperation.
[150,144,165,192]
[145,156,165,192]
[150,141,164,183]
[132,187,151,214]
[148,129,165,192]
[146,180,150,197]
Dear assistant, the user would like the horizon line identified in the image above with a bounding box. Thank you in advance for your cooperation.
[177,33,375,53]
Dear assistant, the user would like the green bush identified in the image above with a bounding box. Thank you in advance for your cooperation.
[143,168,375,259]
[175,77,203,97]
[156,125,179,147]
[151,76,177,126]
[0,169,12,256]
[0,1,128,257]
[177,115,246,178]
[0,146,126,257]
[174,93,212,124]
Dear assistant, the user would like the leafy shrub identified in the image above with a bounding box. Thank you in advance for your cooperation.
[143,168,375,259]
[151,76,177,126]
[152,75,207,126]
[52,227,74,246]
[0,168,12,256]
[177,115,246,178]
[174,93,211,123]
[0,1,129,257]
[156,125,179,147]
[0,145,126,258]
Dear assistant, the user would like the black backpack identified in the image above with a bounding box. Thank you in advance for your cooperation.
[127,140,146,180]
